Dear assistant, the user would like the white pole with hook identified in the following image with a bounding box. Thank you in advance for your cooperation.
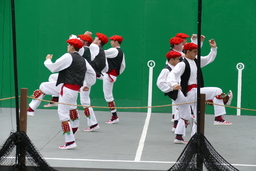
[236,63,244,116]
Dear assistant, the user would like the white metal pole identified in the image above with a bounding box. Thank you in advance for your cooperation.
[147,60,155,114]
[236,63,244,116]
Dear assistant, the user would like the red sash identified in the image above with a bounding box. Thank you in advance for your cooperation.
[60,84,81,95]
[187,84,197,92]
[107,69,118,83]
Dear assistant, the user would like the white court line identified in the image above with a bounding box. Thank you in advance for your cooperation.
[134,112,151,161]
[6,156,256,168]
[133,61,154,161]
[44,157,173,164]
[43,157,256,168]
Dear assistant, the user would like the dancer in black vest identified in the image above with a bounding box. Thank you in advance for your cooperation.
[38,34,100,132]
[168,40,232,142]
[168,37,186,123]
[44,38,85,150]
[157,51,191,144]
[104,35,126,124]
[78,34,100,131]
[84,31,109,77]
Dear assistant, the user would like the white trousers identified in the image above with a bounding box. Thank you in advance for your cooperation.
[57,86,79,143]
[174,90,191,137]
[64,121,75,143]
[48,73,58,82]
[172,100,180,121]
[80,87,98,127]
[102,73,117,102]
[58,86,78,122]
[189,87,226,137]
[29,81,62,110]
[187,87,226,119]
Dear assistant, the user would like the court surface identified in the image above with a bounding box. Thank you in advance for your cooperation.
[0,108,255,171]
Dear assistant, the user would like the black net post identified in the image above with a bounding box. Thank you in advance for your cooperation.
[196,0,203,169]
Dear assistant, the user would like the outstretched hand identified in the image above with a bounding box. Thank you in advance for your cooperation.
[84,31,92,35]
[209,39,217,48]
[46,54,53,60]
[192,34,205,42]
[200,35,206,42]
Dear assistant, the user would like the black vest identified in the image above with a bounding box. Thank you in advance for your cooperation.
[82,47,91,64]
[107,48,123,75]
[164,65,179,100]
[180,58,204,96]
[56,52,86,86]
[91,46,106,76]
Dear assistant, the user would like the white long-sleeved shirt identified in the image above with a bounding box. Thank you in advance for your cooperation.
[44,53,73,73]
[44,52,96,88]
[167,47,217,87]
[104,47,126,75]
[191,38,204,47]
[82,60,96,88]
[78,46,96,63]
[157,63,176,93]
[89,43,109,73]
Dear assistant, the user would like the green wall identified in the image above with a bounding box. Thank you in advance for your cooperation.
[1,0,255,115]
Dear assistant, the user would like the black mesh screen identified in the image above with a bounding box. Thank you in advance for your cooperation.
[0,131,57,171]
[168,133,239,171]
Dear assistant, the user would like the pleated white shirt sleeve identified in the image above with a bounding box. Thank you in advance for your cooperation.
[83,59,96,88]
[200,47,217,67]
[44,53,72,73]
[89,43,99,61]
[119,53,126,74]
[105,48,118,58]
[167,62,186,87]
[157,67,173,93]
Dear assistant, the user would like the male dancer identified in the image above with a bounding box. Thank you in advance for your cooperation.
[77,34,100,131]
[44,38,85,149]
[167,40,232,143]
[157,50,191,144]
[103,35,125,124]
[28,34,98,132]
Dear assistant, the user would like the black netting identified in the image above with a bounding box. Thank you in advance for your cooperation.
[168,133,239,171]
[0,131,57,171]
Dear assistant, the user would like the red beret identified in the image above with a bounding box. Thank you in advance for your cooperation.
[78,34,93,43]
[170,37,184,45]
[166,51,182,59]
[96,33,108,44]
[176,33,190,39]
[66,38,83,49]
[183,43,198,50]
[110,35,123,42]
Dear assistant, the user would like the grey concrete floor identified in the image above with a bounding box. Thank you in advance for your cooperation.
[0,107,256,171]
